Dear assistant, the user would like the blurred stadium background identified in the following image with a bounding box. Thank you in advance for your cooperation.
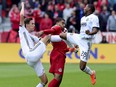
[0,0,116,87]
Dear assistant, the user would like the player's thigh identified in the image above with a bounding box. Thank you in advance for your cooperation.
[67,33,80,45]
[49,53,66,75]
[26,41,46,62]
[41,35,50,45]
[54,55,66,75]
[31,41,46,56]
[79,40,92,62]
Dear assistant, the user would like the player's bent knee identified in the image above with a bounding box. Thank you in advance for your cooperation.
[40,73,48,85]
[26,61,35,67]
[54,74,62,81]
[59,33,67,40]
[41,35,51,45]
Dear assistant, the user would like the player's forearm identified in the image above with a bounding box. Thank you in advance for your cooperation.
[90,28,99,35]
[87,28,99,35]
[20,2,24,16]
[43,29,55,34]
[20,2,24,25]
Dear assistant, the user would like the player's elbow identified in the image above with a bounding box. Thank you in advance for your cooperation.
[92,28,99,34]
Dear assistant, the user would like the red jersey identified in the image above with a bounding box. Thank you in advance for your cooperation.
[43,25,68,56]
[43,25,69,75]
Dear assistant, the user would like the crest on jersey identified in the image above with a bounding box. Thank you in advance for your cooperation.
[86,18,89,21]
[58,68,62,72]
[70,33,74,35]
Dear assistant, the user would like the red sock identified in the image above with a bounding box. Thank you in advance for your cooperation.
[48,78,60,87]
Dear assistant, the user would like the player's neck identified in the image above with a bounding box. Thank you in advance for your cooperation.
[85,12,92,16]
[55,24,60,27]
[26,28,31,33]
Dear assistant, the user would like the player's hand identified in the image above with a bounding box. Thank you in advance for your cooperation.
[74,45,79,53]
[21,2,25,6]
[85,30,90,35]
[69,47,77,52]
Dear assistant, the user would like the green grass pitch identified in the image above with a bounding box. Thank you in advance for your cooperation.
[0,63,116,87]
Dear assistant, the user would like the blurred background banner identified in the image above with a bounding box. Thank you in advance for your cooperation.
[0,43,115,63]
[93,32,116,43]
[0,43,25,62]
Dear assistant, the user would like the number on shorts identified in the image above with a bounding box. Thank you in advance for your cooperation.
[81,51,88,59]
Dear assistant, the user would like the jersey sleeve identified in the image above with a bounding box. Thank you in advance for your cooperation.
[92,16,100,28]
[43,26,60,34]
[19,25,22,29]
[19,25,25,33]
[43,29,55,34]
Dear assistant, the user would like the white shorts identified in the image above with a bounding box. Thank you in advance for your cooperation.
[67,33,92,62]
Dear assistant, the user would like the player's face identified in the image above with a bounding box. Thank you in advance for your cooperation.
[84,5,90,15]
[59,20,65,28]
[28,20,35,32]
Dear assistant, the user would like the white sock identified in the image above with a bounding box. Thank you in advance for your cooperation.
[36,83,45,87]
[83,66,92,75]
[50,35,62,42]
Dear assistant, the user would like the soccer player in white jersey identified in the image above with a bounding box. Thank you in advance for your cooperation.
[19,2,51,87]
[58,4,99,85]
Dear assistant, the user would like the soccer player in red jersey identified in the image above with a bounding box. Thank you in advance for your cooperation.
[38,18,70,87]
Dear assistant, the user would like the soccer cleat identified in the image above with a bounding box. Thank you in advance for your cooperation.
[90,70,96,85]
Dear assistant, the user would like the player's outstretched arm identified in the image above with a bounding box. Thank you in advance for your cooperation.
[20,2,25,26]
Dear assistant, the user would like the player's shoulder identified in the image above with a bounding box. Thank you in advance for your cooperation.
[52,25,60,29]
[87,14,99,22]
[90,14,98,19]
[51,25,61,31]
[19,25,26,33]
[81,16,86,19]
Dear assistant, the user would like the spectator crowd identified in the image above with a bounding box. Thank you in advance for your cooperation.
[0,0,116,43]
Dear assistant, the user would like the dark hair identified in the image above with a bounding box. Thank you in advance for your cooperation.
[24,17,33,27]
[54,17,65,24]
[88,4,95,13]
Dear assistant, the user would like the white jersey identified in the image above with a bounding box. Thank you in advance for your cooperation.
[19,25,40,57]
[80,14,99,39]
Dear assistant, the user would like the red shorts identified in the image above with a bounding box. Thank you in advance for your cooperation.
[49,51,66,75]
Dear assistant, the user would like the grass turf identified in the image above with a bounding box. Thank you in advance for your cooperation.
[0,63,116,87]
